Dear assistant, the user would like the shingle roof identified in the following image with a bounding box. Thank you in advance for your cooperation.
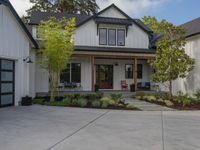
[0,0,38,48]
[29,12,91,26]
[94,17,132,26]
[181,17,200,38]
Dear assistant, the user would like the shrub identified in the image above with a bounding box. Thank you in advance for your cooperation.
[64,94,82,100]
[135,91,146,99]
[143,95,156,102]
[110,93,122,104]
[44,101,68,107]
[95,91,104,99]
[84,92,103,100]
[175,92,192,107]
[62,98,72,106]
[71,99,78,106]
[164,100,174,107]
[100,97,111,108]
[77,98,88,107]
[126,104,136,109]
[32,98,45,105]
[195,89,200,101]
[91,100,101,108]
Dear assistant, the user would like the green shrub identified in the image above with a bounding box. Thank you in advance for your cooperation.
[64,94,82,100]
[62,98,72,106]
[91,100,101,108]
[71,99,78,106]
[95,91,104,99]
[143,95,156,102]
[84,92,103,100]
[175,92,192,107]
[110,93,122,103]
[195,89,200,101]
[100,97,111,108]
[126,104,136,109]
[77,98,88,107]
[44,101,68,107]
[164,100,174,107]
[135,91,146,99]
[32,98,45,105]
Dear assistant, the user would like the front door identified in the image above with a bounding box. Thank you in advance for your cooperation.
[96,65,113,89]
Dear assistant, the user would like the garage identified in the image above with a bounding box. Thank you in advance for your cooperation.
[0,59,15,107]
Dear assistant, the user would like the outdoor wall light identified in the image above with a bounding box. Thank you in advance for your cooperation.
[114,62,119,66]
[23,56,33,63]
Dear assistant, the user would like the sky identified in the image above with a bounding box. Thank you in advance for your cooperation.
[9,0,200,25]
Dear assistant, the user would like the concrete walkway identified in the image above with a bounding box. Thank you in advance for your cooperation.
[1,105,200,150]
[125,98,174,111]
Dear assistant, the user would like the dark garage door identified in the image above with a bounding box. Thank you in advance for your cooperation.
[0,59,15,107]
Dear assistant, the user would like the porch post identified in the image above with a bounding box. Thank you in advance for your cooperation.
[91,56,95,92]
[134,58,138,91]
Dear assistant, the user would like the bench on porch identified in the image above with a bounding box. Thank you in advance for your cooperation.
[58,82,81,90]
[137,82,151,90]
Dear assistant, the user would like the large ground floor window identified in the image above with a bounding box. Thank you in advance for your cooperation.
[60,63,81,83]
[0,59,15,107]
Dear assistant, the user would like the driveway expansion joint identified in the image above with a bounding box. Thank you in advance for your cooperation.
[46,110,110,150]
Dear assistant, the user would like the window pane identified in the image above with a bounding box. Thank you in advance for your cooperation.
[60,64,70,83]
[1,95,13,105]
[71,63,81,83]
[137,64,143,79]
[125,64,133,79]
[99,28,107,45]
[1,72,13,81]
[117,30,125,46]
[1,83,13,93]
[108,29,116,45]
[1,60,13,70]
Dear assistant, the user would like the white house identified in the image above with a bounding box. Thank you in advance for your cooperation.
[0,0,38,107]
[172,17,200,95]
[29,4,155,96]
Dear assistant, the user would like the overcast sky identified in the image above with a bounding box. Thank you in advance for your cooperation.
[9,0,200,25]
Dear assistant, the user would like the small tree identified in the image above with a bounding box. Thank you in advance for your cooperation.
[143,16,195,99]
[38,18,75,101]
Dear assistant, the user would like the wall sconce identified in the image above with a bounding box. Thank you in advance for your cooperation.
[23,56,33,63]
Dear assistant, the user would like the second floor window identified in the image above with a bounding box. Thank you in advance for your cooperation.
[117,29,125,46]
[99,28,107,45]
[108,29,116,46]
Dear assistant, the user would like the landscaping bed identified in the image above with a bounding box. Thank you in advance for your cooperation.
[135,91,200,110]
[33,92,140,111]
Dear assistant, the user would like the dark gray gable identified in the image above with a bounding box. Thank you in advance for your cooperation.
[0,0,38,48]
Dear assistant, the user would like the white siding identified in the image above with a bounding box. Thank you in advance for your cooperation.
[0,5,32,105]
[74,21,149,49]
[172,35,200,96]
[99,7,127,19]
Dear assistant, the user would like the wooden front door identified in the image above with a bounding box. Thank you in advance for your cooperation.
[96,65,113,89]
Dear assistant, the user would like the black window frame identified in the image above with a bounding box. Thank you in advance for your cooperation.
[117,29,125,46]
[108,29,116,46]
[125,64,133,79]
[0,59,15,107]
[137,64,143,79]
[99,28,107,45]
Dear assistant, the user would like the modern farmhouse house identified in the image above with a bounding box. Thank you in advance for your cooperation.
[0,0,38,107]
[29,4,156,95]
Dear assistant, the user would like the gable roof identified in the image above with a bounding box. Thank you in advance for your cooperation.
[29,4,152,35]
[0,0,38,48]
[181,17,200,38]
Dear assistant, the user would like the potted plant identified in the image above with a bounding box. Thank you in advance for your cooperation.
[95,84,99,92]
[130,83,135,92]
[21,96,32,106]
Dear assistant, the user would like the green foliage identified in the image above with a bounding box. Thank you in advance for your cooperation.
[135,91,146,99]
[62,98,72,106]
[100,97,111,108]
[44,100,71,107]
[38,18,75,101]
[175,92,192,107]
[64,94,82,100]
[84,92,103,100]
[27,0,99,16]
[77,98,88,107]
[143,16,195,99]
[110,93,122,104]
[91,100,101,108]
[164,100,174,107]
[143,95,157,102]
[126,104,136,109]
[32,98,45,105]
[194,89,200,100]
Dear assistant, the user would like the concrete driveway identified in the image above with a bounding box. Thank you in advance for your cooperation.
[0,105,200,150]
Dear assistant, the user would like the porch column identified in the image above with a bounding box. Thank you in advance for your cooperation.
[91,56,95,92]
[134,58,138,91]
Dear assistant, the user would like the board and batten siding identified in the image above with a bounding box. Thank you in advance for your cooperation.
[0,5,33,105]
[172,35,200,95]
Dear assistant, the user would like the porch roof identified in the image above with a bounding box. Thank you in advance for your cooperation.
[74,46,156,54]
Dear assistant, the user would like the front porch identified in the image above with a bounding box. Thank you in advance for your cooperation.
[58,51,155,92]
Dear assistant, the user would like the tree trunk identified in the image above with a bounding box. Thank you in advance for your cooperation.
[49,72,58,102]
[169,80,172,100]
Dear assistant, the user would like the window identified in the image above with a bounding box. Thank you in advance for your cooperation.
[125,64,133,79]
[108,29,116,45]
[99,28,107,45]
[60,63,81,83]
[137,64,143,79]
[117,29,125,46]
